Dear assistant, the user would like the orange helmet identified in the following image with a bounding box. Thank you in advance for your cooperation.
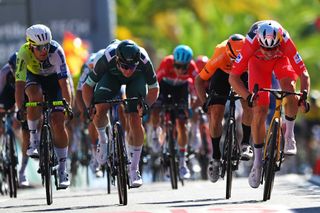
[195,55,208,71]
[226,34,245,59]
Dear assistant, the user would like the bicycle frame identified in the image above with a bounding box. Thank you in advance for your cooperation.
[0,111,18,198]
[25,100,71,205]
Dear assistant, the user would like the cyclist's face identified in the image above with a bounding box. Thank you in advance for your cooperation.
[31,43,50,61]
[173,62,189,75]
[117,61,136,78]
[260,46,279,57]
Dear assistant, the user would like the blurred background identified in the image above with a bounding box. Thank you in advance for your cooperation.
[1,0,320,183]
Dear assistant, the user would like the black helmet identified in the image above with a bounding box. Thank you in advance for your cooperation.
[116,40,140,65]
[8,52,18,71]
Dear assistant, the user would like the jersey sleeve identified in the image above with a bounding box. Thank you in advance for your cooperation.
[85,55,108,87]
[51,45,69,79]
[284,38,307,76]
[156,58,169,82]
[198,46,224,81]
[231,39,253,75]
[140,48,159,89]
[15,46,28,82]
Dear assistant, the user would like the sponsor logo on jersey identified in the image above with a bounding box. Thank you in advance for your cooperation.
[294,52,302,64]
[235,53,243,63]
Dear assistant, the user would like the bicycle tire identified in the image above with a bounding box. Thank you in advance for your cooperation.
[168,126,178,190]
[41,125,53,205]
[225,119,234,199]
[263,119,278,201]
[114,122,128,205]
[8,133,18,198]
[106,166,111,194]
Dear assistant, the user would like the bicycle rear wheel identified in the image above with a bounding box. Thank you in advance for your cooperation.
[168,127,178,190]
[114,122,128,205]
[41,125,53,205]
[225,120,235,199]
[7,133,18,198]
[263,119,278,201]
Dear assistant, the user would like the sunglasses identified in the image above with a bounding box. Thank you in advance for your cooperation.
[174,63,188,70]
[118,61,137,71]
[32,43,50,52]
[260,45,278,52]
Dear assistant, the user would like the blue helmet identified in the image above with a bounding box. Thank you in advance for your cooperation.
[173,45,193,64]
[8,52,17,71]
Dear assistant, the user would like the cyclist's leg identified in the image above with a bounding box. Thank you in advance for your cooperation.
[247,57,274,188]
[274,57,299,155]
[19,123,30,187]
[206,69,229,182]
[125,72,147,187]
[43,74,71,187]
[93,73,120,165]
[25,72,43,157]
[239,72,253,160]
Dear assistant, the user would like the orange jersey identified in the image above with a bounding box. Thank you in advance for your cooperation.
[198,40,234,81]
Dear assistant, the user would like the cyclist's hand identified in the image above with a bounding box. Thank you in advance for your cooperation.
[16,108,26,122]
[246,93,258,108]
[137,101,149,117]
[298,90,310,113]
[202,101,208,113]
[86,105,96,121]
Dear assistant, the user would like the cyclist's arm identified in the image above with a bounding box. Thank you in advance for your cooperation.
[15,49,27,109]
[284,39,310,93]
[229,73,250,99]
[58,78,71,105]
[195,47,224,104]
[144,58,159,106]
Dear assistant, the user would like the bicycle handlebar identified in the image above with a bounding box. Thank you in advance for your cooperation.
[25,99,73,120]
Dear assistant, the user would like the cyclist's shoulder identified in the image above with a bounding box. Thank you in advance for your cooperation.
[17,43,32,60]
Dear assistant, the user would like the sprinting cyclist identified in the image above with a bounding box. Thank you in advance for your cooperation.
[82,39,159,188]
[15,24,72,189]
[229,20,310,188]
[195,34,253,183]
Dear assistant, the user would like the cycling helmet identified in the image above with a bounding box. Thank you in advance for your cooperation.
[257,21,282,49]
[26,24,52,45]
[226,34,245,59]
[8,52,17,71]
[173,45,193,64]
[116,40,140,65]
[195,55,209,70]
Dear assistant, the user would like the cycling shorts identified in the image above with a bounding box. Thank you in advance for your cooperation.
[248,56,297,106]
[25,71,63,112]
[93,71,147,113]
[207,69,248,106]
[153,80,189,120]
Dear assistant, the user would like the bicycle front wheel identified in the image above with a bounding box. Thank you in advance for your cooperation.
[114,122,128,205]
[225,120,235,199]
[168,127,178,190]
[263,119,278,201]
[41,125,53,205]
[7,133,18,198]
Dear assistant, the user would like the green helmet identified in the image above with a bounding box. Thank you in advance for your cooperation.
[116,40,140,65]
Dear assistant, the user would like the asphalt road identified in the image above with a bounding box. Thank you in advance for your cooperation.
[0,174,319,213]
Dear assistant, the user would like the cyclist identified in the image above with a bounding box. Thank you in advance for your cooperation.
[195,34,253,183]
[229,20,310,188]
[82,39,159,188]
[15,24,72,189]
[0,52,30,187]
[150,44,199,179]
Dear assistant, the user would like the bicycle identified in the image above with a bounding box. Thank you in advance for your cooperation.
[25,99,72,205]
[160,98,188,190]
[96,97,139,205]
[0,110,18,198]
[204,89,242,199]
[252,84,307,201]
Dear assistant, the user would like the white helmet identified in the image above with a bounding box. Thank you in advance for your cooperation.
[257,21,282,49]
[26,24,52,45]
